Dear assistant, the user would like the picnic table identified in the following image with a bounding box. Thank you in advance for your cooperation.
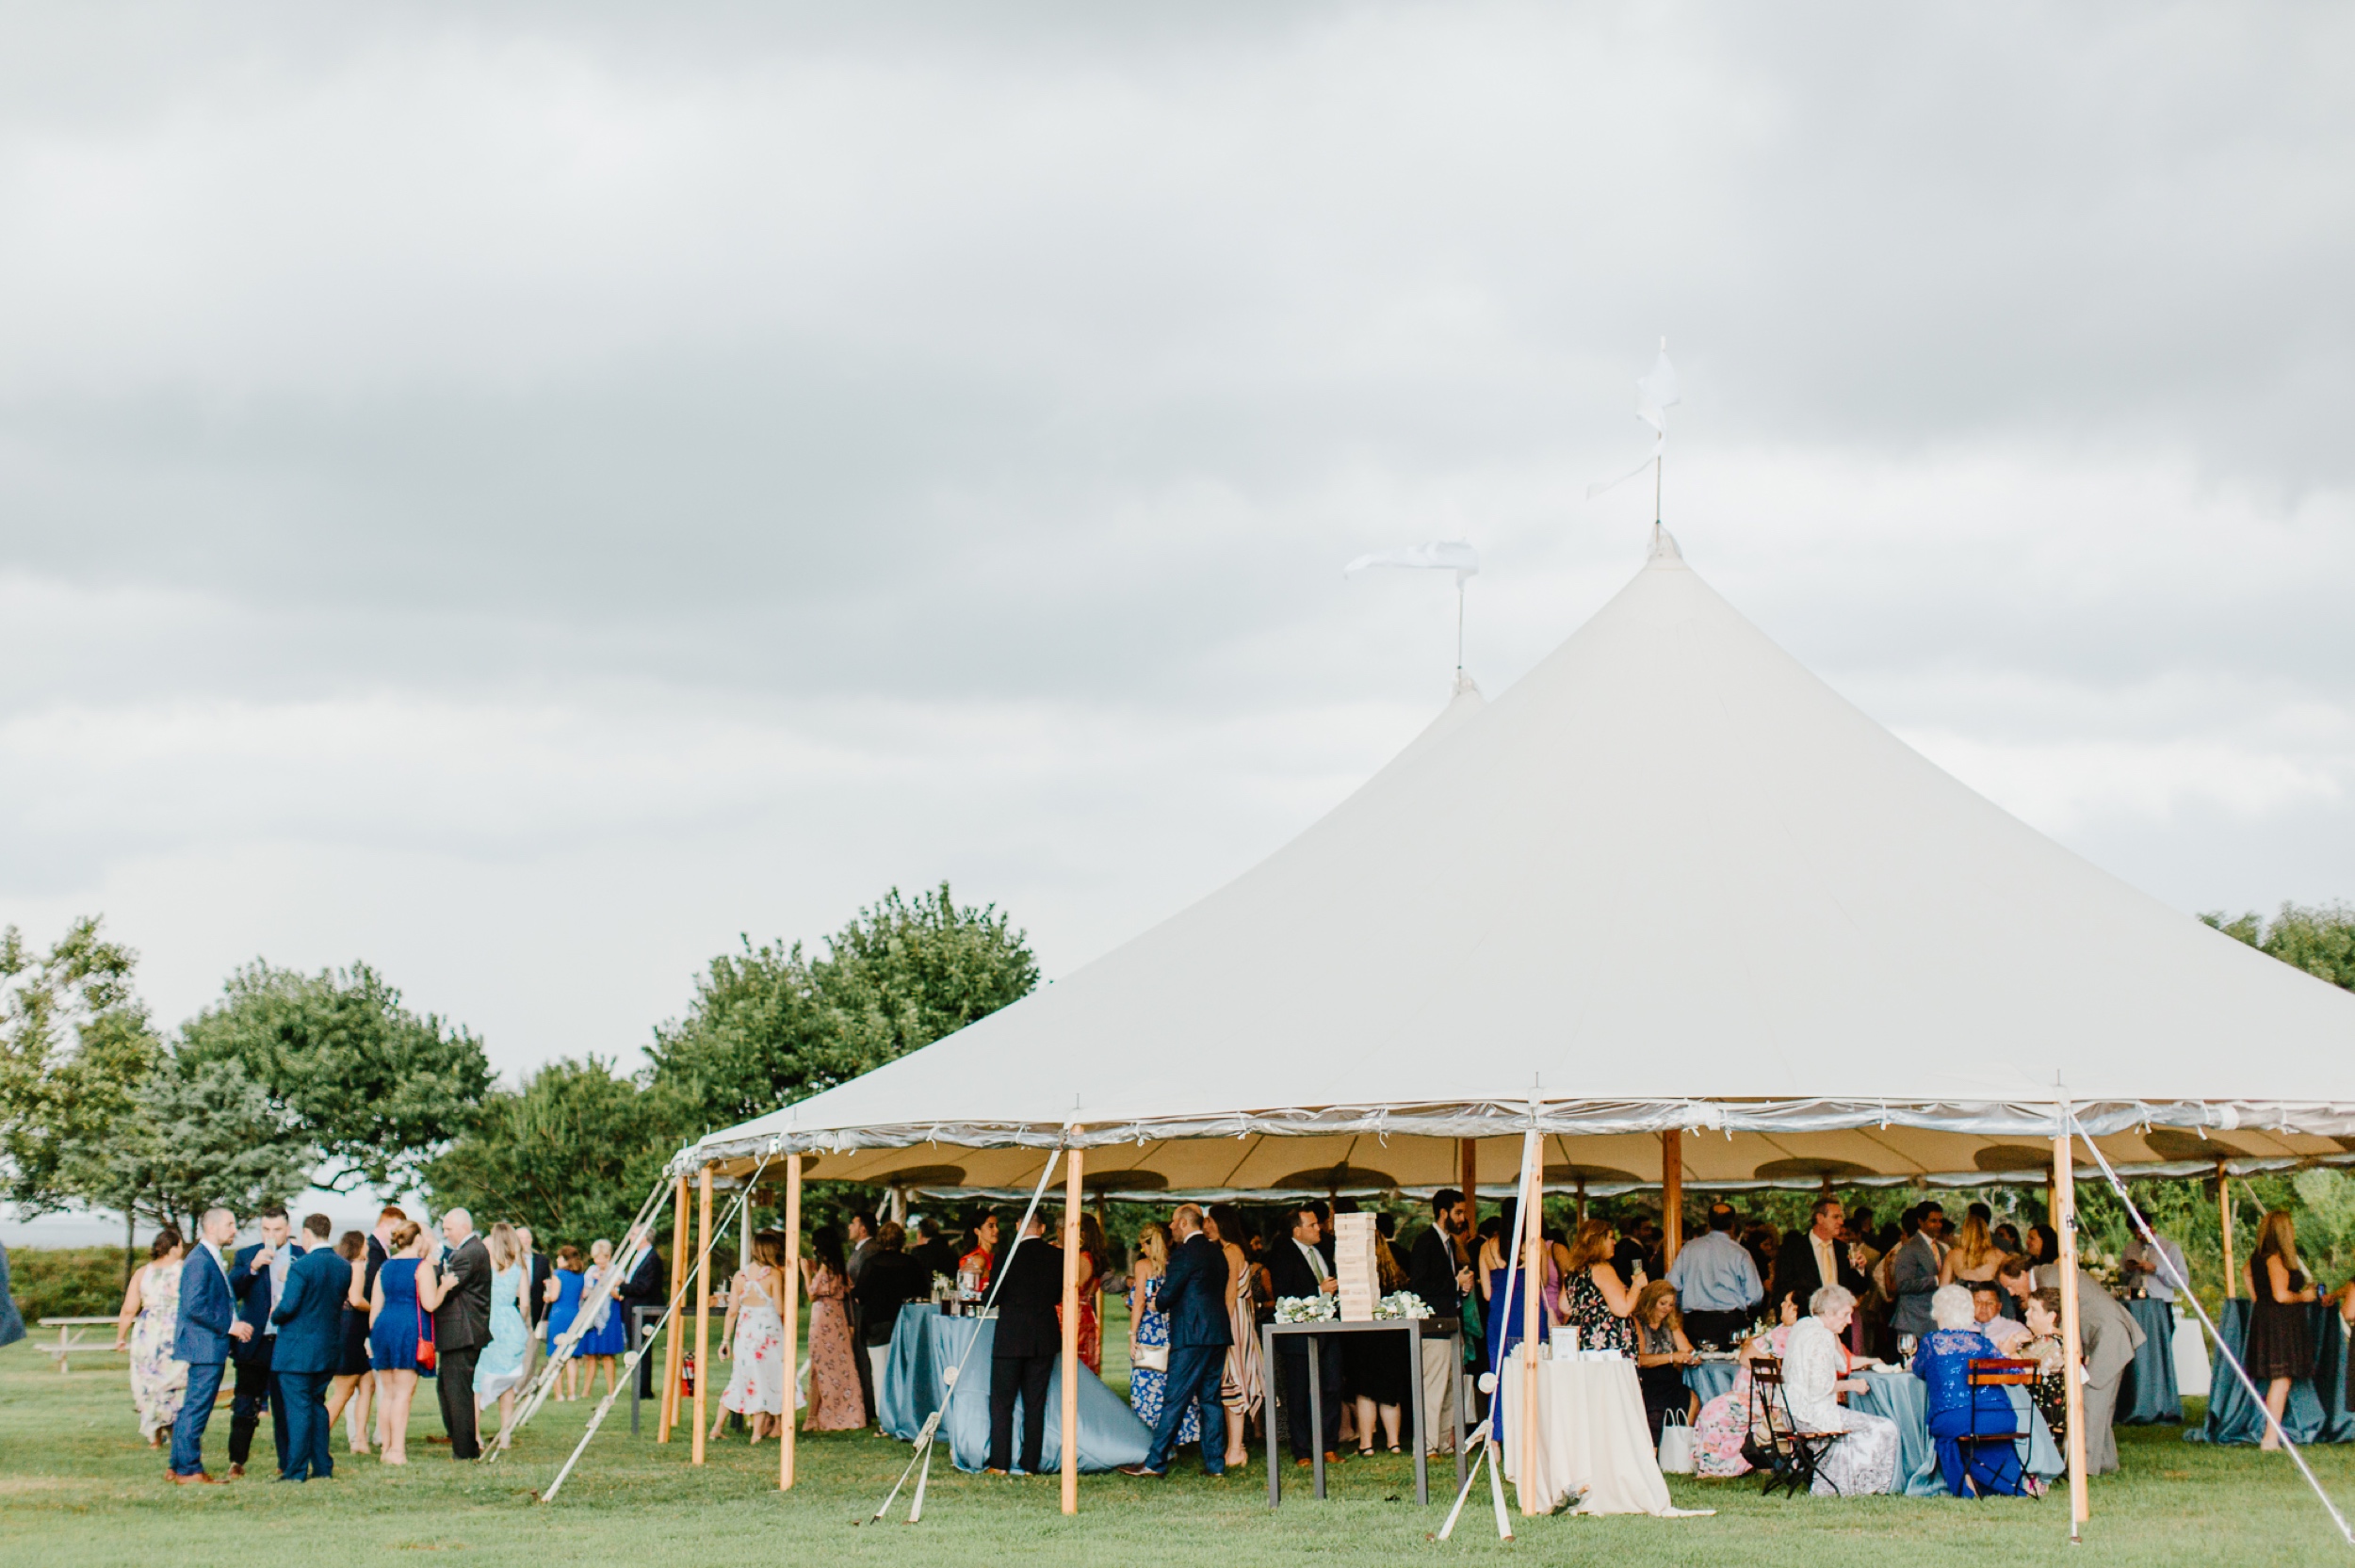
[37,1317,121,1375]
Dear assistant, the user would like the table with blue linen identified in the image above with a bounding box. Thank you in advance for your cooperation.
[2118,1297,2182,1424]
[876,1303,1153,1473]
[1684,1361,1738,1405]
[1846,1369,2063,1496]
[2188,1299,2355,1446]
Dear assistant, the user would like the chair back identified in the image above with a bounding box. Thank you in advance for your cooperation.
[1749,1355,1798,1452]
[1966,1357,2037,1388]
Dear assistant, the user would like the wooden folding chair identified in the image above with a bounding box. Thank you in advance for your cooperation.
[1747,1356,1848,1497]
[1961,1358,2038,1498]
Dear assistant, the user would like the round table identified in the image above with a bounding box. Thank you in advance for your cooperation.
[1496,1355,1677,1515]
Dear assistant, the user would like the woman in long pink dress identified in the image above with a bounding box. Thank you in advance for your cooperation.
[801,1226,868,1431]
[1693,1301,1799,1476]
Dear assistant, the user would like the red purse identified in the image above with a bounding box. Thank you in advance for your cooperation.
[416,1300,437,1372]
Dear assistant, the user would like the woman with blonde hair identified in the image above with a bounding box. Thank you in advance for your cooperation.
[2248,1208,2319,1450]
[1938,1215,2001,1285]
[1630,1279,1698,1441]
[1128,1221,1197,1448]
[715,1230,788,1441]
[474,1222,533,1447]
[577,1238,625,1398]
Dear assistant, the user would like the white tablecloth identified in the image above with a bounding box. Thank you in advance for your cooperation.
[1496,1355,1675,1516]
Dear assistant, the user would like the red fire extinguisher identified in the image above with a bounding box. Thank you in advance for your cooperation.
[680,1352,695,1398]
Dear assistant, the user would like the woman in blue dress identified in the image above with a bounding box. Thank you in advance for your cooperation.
[367,1220,438,1465]
[578,1238,628,1398]
[1912,1284,2036,1496]
[473,1222,533,1447]
[544,1245,587,1401]
[1128,1223,1199,1447]
[1478,1200,1553,1376]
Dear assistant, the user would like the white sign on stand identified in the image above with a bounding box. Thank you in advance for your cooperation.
[1333,1212,1379,1322]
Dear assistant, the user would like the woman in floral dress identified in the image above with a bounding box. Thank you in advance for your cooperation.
[112,1227,188,1447]
[1558,1218,1640,1355]
[1692,1303,1796,1477]
[1128,1223,1199,1446]
[802,1226,867,1431]
[2018,1287,2071,1455]
[716,1231,788,1441]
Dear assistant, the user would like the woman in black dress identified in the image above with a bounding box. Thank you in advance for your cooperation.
[2246,1209,2319,1450]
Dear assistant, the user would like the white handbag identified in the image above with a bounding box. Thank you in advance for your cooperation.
[1656,1406,1697,1474]
[1131,1343,1170,1372]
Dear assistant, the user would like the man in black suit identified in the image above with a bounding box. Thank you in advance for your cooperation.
[1769,1197,1868,1317]
[983,1211,1063,1475]
[225,1206,301,1479]
[911,1217,959,1282]
[1121,1204,1230,1478]
[844,1210,879,1424]
[613,1224,667,1398]
[1408,1188,1473,1451]
[515,1225,552,1378]
[1266,1204,1344,1467]
[269,1215,347,1481]
[429,1208,495,1461]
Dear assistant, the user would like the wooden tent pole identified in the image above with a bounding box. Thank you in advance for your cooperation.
[1458,1139,1478,1227]
[1061,1139,1084,1515]
[1519,1131,1542,1517]
[692,1164,713,1466]
[1575,1174,1586,1224]
[659,1173,688,1441]
[1661,1129,1683,1269]
[2217,1162,2235,1300]
[2055,1126,2089,1537]
[780,1154,801,1491]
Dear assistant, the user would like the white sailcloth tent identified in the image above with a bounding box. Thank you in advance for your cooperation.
[687,527,2355,1193]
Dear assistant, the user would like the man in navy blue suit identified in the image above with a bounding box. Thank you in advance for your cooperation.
[169,1207,245,1483]
[225,1206,302,1478]
[270,1214,347,1481]
[1121,1204,1231,1478]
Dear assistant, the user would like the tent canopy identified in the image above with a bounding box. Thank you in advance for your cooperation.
[685,529,2355,1192]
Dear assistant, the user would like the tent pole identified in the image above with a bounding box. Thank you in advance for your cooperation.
[2055,1123,2089,1538]
[1062,1138,1084,1515]
[1459,1139,1478,1227]
[781,1153,801,1491]
[1661,1130,1683,1269]
[1519,1130,1541,1517]
[692,1164,713,1466]
[660,1173,688,1442]
[2217,1162,2235,1300]
[1575,1174,1586,1224]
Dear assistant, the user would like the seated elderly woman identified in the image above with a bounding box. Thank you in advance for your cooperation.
[1780,1285,1901,1495]
[1911,1283,2038,1497]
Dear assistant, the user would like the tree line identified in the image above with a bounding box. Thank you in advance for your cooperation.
[0,883,1036,1262]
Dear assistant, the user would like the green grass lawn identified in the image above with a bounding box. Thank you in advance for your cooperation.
[5,1332,2352,1568]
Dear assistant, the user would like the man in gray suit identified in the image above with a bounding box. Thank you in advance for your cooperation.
[2000,1255,2144,1474]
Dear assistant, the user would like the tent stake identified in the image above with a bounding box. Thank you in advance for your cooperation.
[660,1174,688,1442]
[782,1153,801,1490]
[1061,1136,1084,1514]
[692,1164,713,1465]
[2055,1123,2089,1538]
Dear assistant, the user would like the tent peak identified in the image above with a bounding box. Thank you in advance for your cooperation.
[1452,669,1483,698]
[1647,523,1685,567]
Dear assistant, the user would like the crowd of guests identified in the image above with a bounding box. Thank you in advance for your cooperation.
[108,1204,666,1483]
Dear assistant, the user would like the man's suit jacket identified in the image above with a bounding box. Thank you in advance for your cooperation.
[174,1245,236,1366]
[989,1236,1064,1359]
[1267,1237,1329,1305]
[847,1237,876,1286]
[1888,1233,1942,1335]
[2071,1268,2147,1391]
[1769,1228,1866,1313]
[431,1235,494,1354]
[525,1252,553,1329]
[1156,1233,1232,1350]
[228,1239,304,1360]
[616,1247,665,1313]
[269,1244,350,1375]
[1408,1224,1465,1318]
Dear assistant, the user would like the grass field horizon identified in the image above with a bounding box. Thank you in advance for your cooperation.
[6,1329,2352,1567]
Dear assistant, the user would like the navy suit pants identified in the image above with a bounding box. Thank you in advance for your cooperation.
[229,1337,285,1469]
[274,1370,334,1480]
[170,1359,225,1476]
[1144,1344,1227,1474]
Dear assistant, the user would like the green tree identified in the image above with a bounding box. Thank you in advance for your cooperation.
[648,883,1037,1133]
[0,917,163,1213]
[178,961,494,1196]
[2202,902,2355,990]
[424,1057,681,1251]
[67,1056,314,1237]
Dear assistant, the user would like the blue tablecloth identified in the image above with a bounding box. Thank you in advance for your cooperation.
[876,1304,1154,1473]
[1684,1361,1738,1404]
[2118,1298,2182,1424]
[2188,1299,2355,1446]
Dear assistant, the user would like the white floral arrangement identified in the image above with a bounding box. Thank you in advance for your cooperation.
[1374,1291,1433,1321]
[1275,1294,1339,1322]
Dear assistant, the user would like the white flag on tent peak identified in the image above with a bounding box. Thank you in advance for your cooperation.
[1588,338,1681,501]
[1342,541,1478,581]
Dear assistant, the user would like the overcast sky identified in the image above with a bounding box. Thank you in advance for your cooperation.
[4,1,2353,1086]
